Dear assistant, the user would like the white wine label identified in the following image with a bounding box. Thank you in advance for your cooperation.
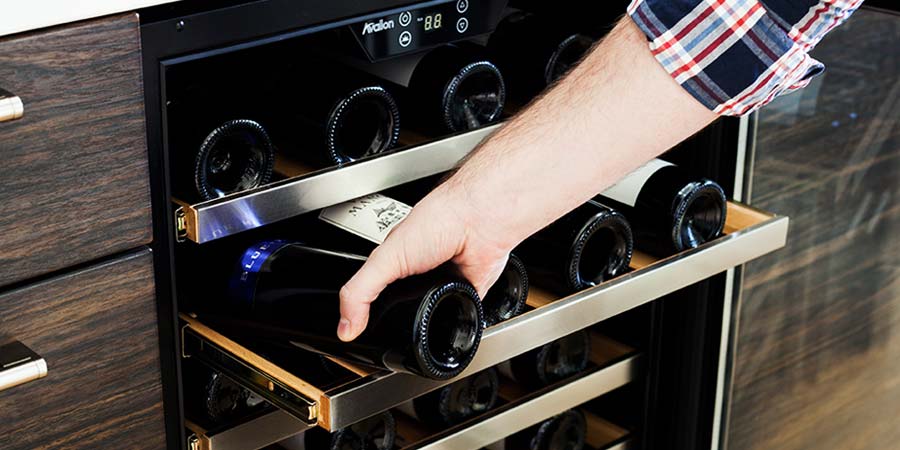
[601,159,674,207]
[319,193,412,244]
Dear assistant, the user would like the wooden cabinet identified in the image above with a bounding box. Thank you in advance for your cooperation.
[0,13,151,287]
[0,250,165,449]
[0,13,165,449]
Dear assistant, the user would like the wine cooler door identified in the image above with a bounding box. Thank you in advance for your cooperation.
[181,200,787,441]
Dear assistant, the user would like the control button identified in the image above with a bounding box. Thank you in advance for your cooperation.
[456,0,469,13]
[399,31,412,47]
[456,17,469,33]
[399,11,412,27]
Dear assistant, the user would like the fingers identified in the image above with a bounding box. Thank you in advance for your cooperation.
[338,245,404,341]
[457,254,509,300]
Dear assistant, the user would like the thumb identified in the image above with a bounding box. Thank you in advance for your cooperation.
[338,244,407,341]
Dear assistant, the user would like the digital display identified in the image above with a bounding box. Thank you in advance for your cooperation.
[350,0,508,61]
[422,13,443,32]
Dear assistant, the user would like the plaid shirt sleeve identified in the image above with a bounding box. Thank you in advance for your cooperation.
[628,0,863,116]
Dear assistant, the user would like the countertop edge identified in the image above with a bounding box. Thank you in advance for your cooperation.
[2,0,180,38]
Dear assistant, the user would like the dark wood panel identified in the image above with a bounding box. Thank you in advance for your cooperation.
[0,14,151,287]
[0,249,164,449]
[728,9,900,450]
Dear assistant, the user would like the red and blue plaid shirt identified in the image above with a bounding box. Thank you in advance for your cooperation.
[628,0,863,116]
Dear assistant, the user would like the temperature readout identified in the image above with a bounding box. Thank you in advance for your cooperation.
[420,13,443,31]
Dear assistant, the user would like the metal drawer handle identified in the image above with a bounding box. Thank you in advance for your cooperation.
[0,340,48,392]
[0,87,24,122]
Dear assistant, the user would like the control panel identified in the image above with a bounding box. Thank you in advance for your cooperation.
[349,0,508,60]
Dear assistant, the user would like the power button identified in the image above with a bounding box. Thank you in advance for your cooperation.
[456,0,469,13]
[398,11,412,27]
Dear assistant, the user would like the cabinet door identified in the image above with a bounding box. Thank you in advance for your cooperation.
[0,13,151,287]
[0,249,165,450]
[729,8,900,450]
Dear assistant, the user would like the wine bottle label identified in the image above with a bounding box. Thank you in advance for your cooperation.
[228,239,290,304]
[601,159,674,207]
[319,193,412,244]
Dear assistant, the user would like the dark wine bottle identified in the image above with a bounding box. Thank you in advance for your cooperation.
[498,330,591,388]
[506,409,586,450]
[202,240,484,380]
[397,368,500,427]
[177,119,275,201]
[275,63,401,166]
[483,254,528,326]
[316,193,528,326]
[488,11,594,104]
[410,44,506,133]
[515,200,633,295]
[356,43,506,134]
[182,359,256,424]
[304,411,396,450]
[596,159,727,256]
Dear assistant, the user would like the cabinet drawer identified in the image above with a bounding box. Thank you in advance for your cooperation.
[181,200,788,436]
[0,249,164,450]
[0,13,151,287]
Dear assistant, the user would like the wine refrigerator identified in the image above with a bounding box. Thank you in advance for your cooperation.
[139,1,789,449]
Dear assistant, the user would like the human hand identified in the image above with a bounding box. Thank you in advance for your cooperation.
[337,182,513,342]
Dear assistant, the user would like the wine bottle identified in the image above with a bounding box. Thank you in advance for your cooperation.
[498,330,591,388]
[412,44,506,133]
[201,240,484,380]
[182,359,256,424]
[357,43,506,134]
[515,200,633,295]
[506,409,586,450]
[272,63,401,166]
[397,368,500,427]
[316,193,528,326]
[596,159,727,255]
[488,11,594,104]
[304,411,396,450]
[175,119,276,201]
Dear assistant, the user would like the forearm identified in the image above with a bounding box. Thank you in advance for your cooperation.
[435,17,717,250]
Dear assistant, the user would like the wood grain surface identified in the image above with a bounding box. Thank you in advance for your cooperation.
[0,249,164,449]
[0,13,151,287]
[728,9,900,450]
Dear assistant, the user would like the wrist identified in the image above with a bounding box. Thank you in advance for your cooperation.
[430,171,524,254]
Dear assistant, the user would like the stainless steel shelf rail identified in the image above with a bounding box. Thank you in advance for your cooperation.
[182,203,789,432]
[415,355,640,450]
[184,355,639,450]
[175,125,500,243]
